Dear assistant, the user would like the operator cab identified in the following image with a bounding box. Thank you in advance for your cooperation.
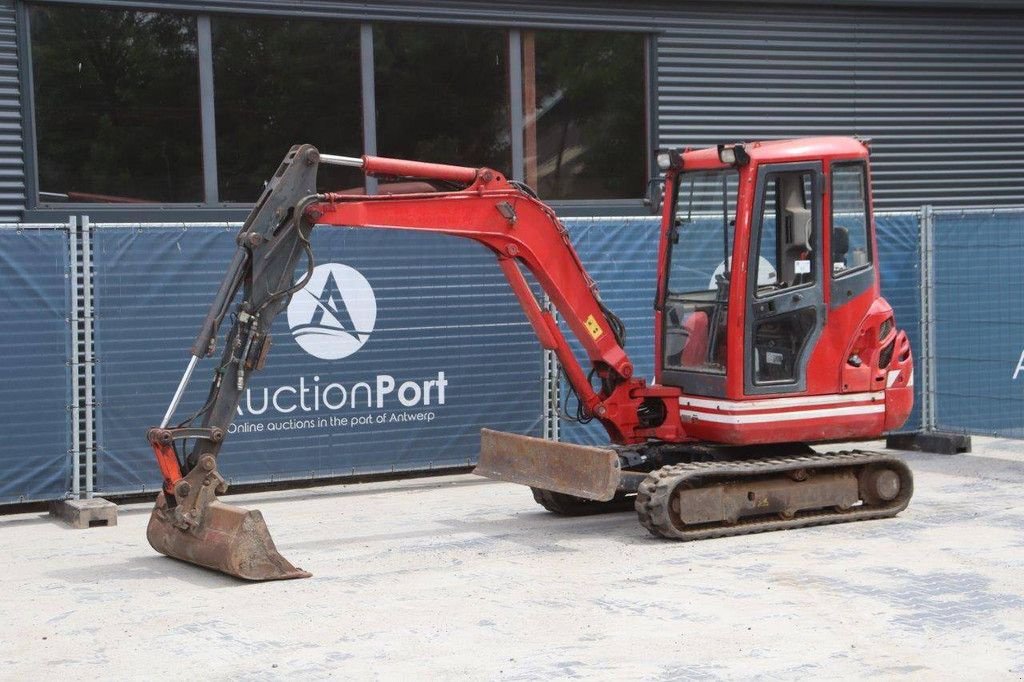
[655,137,909,441]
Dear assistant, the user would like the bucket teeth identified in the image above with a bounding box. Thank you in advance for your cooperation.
[147,493,310,581]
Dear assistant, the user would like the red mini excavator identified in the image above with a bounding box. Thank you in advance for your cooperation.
[147,138,914,580]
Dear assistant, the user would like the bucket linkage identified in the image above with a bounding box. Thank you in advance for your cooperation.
[147,430,310,580]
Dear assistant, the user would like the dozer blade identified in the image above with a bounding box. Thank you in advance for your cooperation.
[147,493,311,581]
[473,428,621,501]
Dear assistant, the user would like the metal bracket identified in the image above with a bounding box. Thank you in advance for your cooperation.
[147,426,225,445]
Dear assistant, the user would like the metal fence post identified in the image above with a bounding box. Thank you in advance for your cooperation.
[919,204,937,432]
[541,295,560,441]
[68,214,98,498]
[81,215,96,497]
[67,216,80,498]
[541,328,550,441]
[547,344,560,443]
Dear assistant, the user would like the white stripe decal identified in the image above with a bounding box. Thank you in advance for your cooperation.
[679,404,885,424]
[887,370,901,388]
[679,391,885,412]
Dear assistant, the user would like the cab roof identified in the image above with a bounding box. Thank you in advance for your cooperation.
[681,136,869,169]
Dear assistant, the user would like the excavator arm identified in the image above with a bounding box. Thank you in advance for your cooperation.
[146,145,322,580]
[146,144,664,580]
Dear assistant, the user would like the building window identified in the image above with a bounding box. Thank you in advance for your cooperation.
[212,17,363,202]
[28,11,652,208]
[374,24,511,173]
[831,162,872,275]
[30,7,202,203]
[522,31,646,200]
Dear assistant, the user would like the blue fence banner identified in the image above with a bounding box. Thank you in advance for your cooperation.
[92,225,543,494]
[875,213,923,431]
[0,228,71,503]
[559,213,924,445]
[933,209,1024,436]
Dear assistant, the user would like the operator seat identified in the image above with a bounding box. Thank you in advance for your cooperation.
[680,311,710,367]
[665,304,711,369]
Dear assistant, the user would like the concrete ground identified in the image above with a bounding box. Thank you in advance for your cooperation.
[2,438,1023,680]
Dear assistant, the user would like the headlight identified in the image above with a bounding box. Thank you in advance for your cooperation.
[655,149,682,172]
[717,143,750,166]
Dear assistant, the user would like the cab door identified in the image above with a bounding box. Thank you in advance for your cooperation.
[824,160,879,394]
[744,162,826,396]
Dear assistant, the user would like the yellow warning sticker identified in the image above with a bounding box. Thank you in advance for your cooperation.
[584,314,604,341]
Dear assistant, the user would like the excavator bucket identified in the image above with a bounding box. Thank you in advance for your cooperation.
[147,493,310,581]
[473,428,621,501]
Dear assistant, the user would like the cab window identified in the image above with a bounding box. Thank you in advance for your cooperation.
[831,163,872,276]
[663,170,738,374]
[754,171,817,295]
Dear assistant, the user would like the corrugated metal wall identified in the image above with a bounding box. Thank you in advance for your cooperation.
[7,0,1024,213]
[0,1,23,221]
[655,5,1024,209]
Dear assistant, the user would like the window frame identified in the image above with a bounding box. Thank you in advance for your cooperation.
[23,4,208,208]
[829,160,875,281]
[210,15,365,204]
[20,9,655,219]
[753,169,820,299]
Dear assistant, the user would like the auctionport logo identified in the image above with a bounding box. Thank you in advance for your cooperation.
[286,263,376,360]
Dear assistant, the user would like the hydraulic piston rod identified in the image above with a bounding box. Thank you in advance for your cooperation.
[318,154,364,167]
[159,355,200,428]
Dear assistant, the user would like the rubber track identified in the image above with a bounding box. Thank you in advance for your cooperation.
[634,450,913,541]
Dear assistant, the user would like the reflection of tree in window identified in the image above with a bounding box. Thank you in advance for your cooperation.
[213,18,363,202]
[523,31,645,200]
[374,25,510,172]
[31,7,202,203]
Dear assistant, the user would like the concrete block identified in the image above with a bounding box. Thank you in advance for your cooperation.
[886,430,972,455]
[49,497,118,529]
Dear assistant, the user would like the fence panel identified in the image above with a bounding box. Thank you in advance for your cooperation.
[557,213,924,444]
[92,224,543,494]
[875,212,923,431]
[0,226,72,503]
[931,208,1024,436]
